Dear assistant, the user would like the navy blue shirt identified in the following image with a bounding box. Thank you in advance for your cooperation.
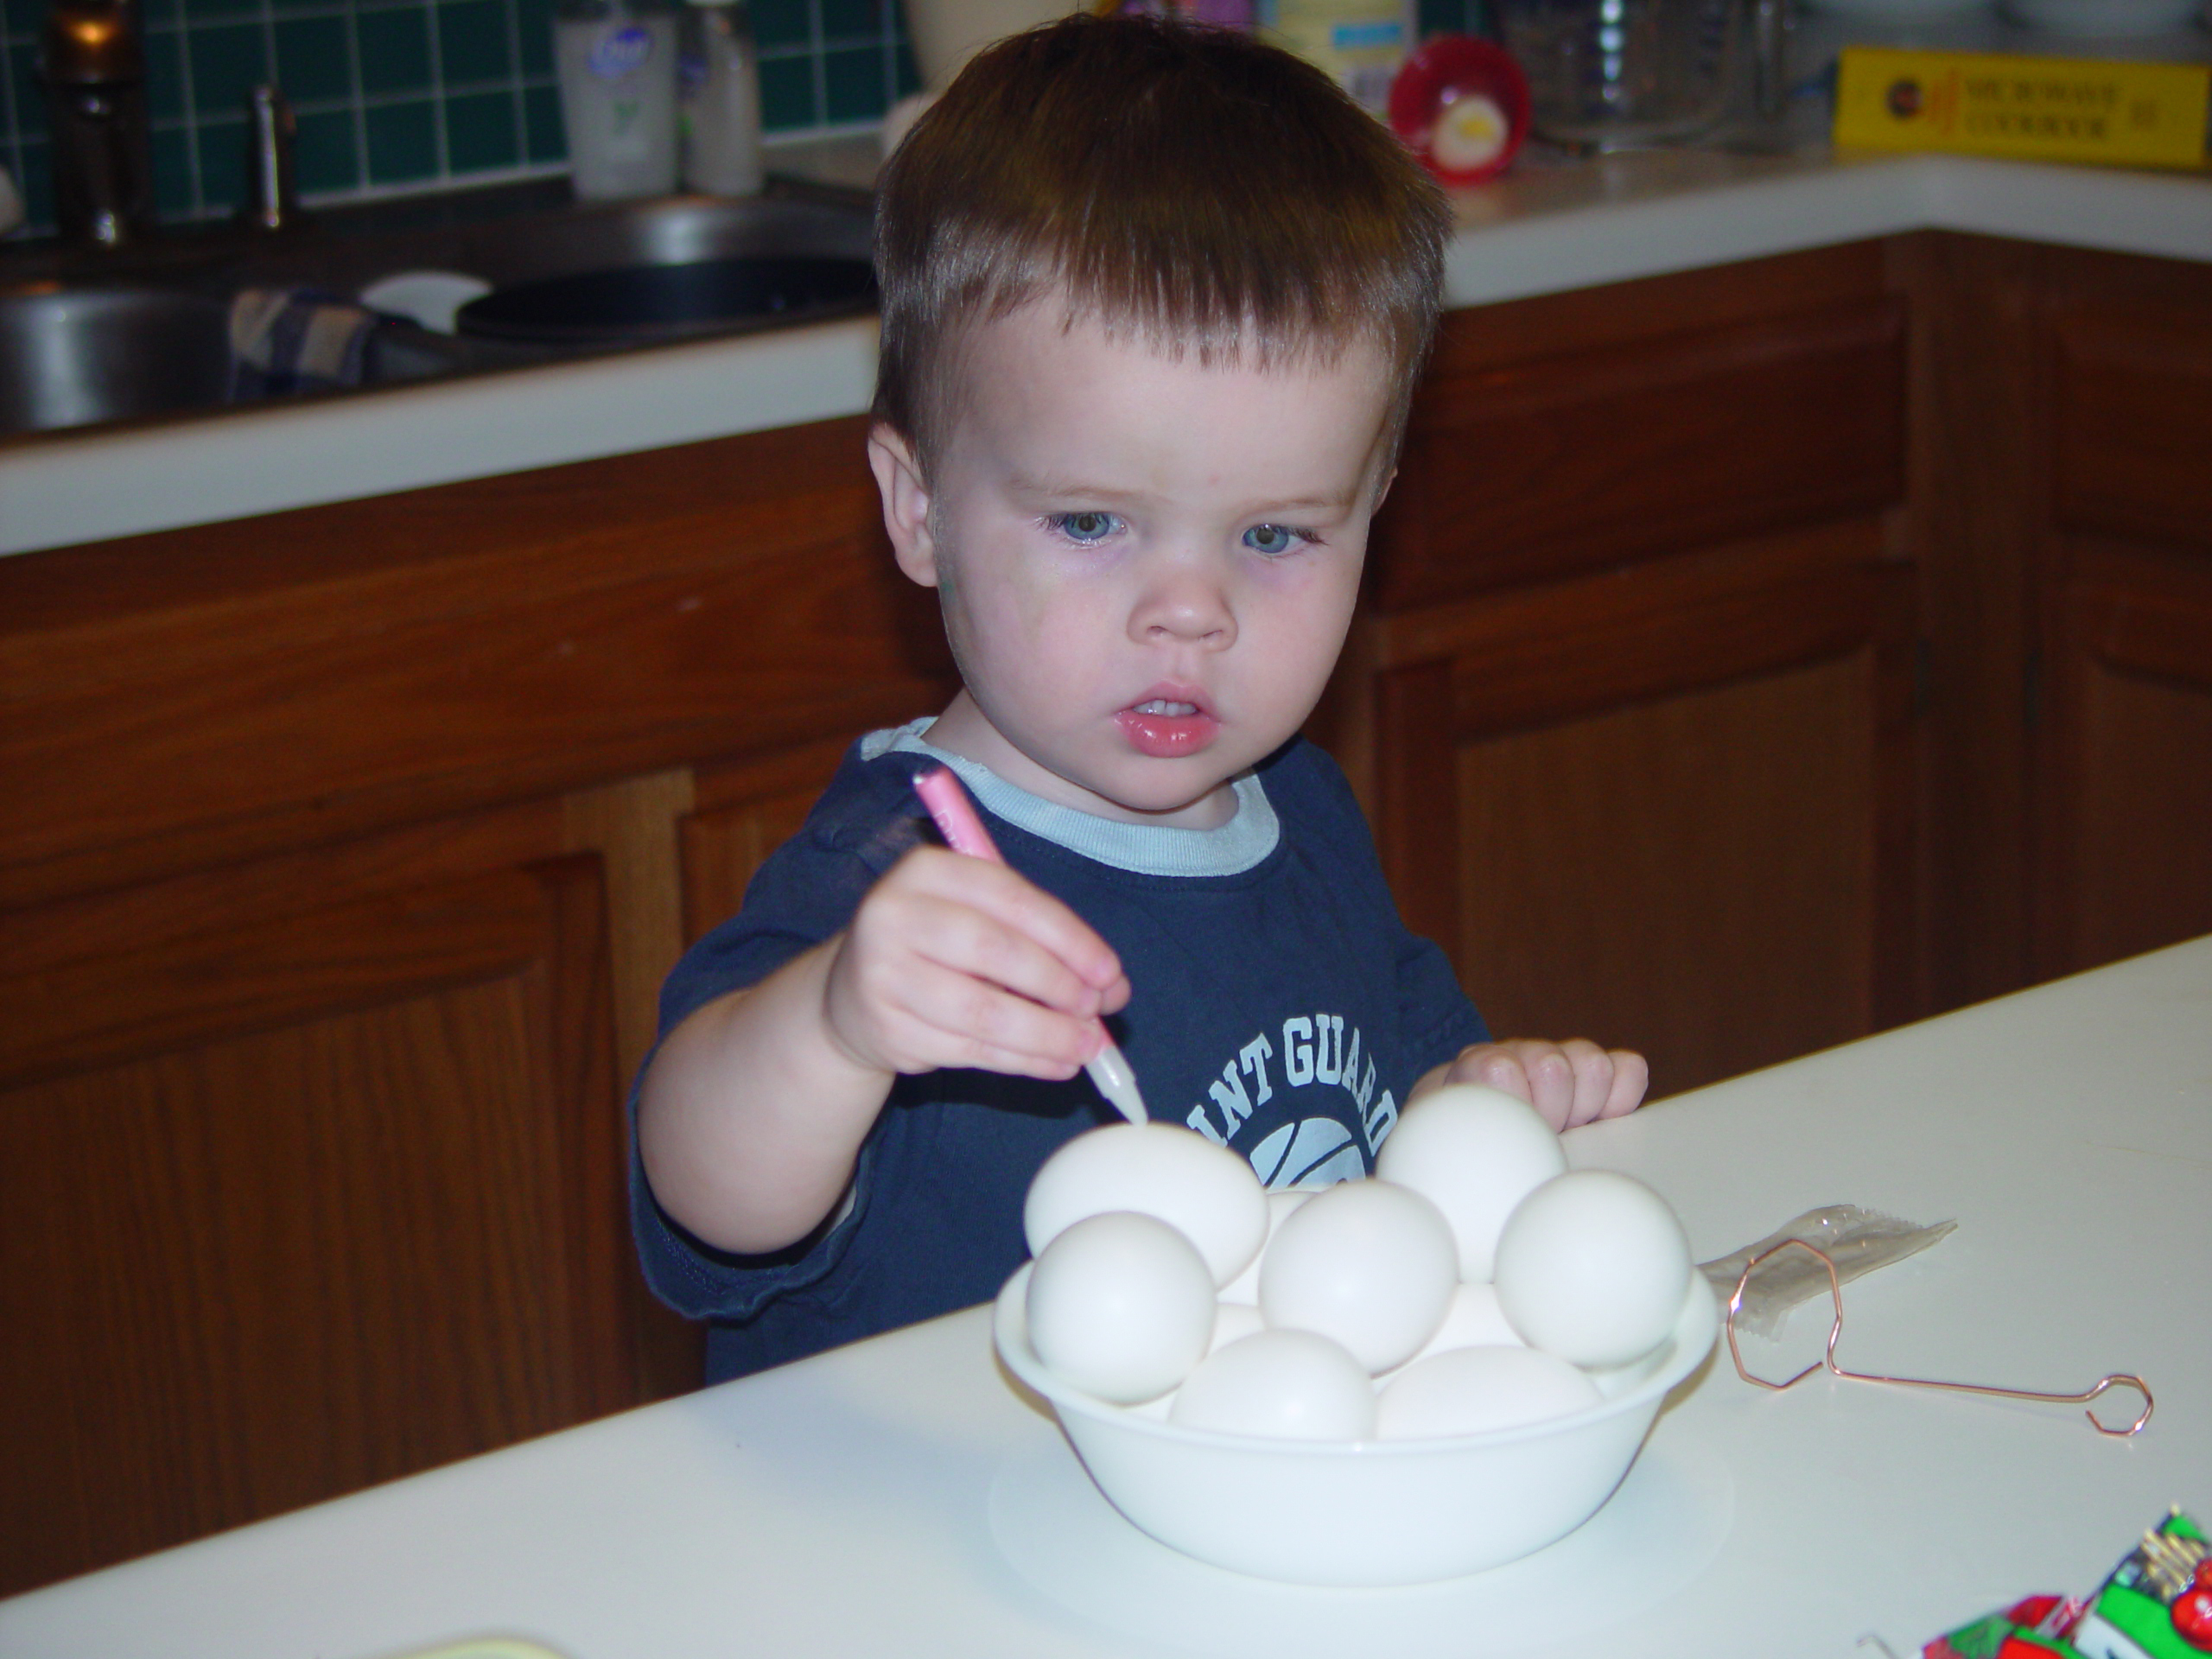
[632,726,1488,1382]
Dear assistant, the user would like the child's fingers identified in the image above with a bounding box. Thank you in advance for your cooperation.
[1510,1041,1580,1130]
[832,848,1132,1079]
[1448,1039,1644,1131]
[1448,1043,1543,1121]
[904,891,1109,1019]
[1600,1048,1649,1118]
[1510,1039,1649,1127]
[904,968,1104,1077]
[896,849,1126,997]
[1556,1038,1618,1128]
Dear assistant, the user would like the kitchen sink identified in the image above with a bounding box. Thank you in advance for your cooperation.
[0,179,878,437]
[454,251,876,344]
[0,282,471,434]
[205,187,878,357]
[0,287,232,432]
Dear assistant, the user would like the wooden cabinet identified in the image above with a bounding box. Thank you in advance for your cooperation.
[2040,549,2212,979]
[1361,527,1918,1096]
[2038,250,2212,982]
[0,816,627,1592]
[1891,236,2212,1002]
[0,419,956,1596]
[3,230,2209,1597]
[1350,247,1918,1095]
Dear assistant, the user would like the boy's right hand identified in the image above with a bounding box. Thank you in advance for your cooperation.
[823,846,1130,1082]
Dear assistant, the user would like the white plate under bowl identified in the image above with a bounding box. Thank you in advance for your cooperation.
[988,1428,1735,1656]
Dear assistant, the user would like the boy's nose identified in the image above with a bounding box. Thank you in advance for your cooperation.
[1130,564,1236,649]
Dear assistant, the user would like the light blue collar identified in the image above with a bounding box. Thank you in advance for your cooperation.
[861,717,1279,877]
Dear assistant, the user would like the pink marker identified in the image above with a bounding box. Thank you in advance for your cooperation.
[912,766,1147,1126]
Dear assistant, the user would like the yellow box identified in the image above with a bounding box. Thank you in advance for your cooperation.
[1833,45,2209,171]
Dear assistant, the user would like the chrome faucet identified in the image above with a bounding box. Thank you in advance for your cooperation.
[239,84,306,233]
[40,0,156,246]
[1750,0,1790,124]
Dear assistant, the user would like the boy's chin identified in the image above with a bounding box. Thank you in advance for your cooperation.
[1073,754,1250,826]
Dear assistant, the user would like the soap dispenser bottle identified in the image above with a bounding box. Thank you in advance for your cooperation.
[555,0,680,199]
[678,0,763,196]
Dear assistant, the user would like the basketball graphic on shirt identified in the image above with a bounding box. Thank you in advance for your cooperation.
[1249,1117,1366,1191]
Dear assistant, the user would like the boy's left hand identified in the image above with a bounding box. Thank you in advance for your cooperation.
[1413,1039,1648,1133]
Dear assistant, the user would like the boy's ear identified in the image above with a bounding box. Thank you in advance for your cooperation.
[868,423,940,588]
[1370,463,1398,517]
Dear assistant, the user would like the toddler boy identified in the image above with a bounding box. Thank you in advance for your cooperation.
[635,14,1646,1383]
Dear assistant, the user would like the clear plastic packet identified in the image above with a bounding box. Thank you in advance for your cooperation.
[1697,1205,1956,1339]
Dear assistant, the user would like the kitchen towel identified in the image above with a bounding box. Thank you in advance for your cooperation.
[229,288,378,397]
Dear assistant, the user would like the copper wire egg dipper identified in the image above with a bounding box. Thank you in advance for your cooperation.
[1725,1238,2153,1438]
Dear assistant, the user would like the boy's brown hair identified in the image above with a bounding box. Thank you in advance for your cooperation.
[871,13,1451,478]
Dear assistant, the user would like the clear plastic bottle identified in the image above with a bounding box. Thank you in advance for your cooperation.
[678,0,763,196]
[1255,0,1417,113]
[556,0,680,200]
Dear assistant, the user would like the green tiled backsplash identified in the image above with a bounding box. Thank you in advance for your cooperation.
[3,0,1478,235]
[1,0,921,232]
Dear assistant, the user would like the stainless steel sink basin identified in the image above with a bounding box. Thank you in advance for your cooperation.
[0,281,467,435]
[0,181,878,437]
[445,194,873,289]
[235,189,877,335]
[454,251,875,345]
[0,287,232,433]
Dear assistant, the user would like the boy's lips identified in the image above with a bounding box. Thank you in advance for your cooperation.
[1116,688,1219,758]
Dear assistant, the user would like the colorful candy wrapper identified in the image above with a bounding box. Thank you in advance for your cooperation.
[1924,1595,2091,1659]
[2074,1512,2212,1659]
[1925,1511,2210,1659]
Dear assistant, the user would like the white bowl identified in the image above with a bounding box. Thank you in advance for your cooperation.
[994,1265,1717,1586]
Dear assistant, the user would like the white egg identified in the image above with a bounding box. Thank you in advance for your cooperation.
[1025,1123,1268,1288]
[1373,1283,1526,1386]
[1027,1211,1216,1404]
[1418,1281,1529,1358]
[1217,1189,1311,1306]
[1169,1329,1377,1442]
[1376,1344,1602,1440]
[1258,1179,1457,1375]
[1493,1170,1693,1368]
[1373,1084,1566,1282]
[1209,1300,1266,1354]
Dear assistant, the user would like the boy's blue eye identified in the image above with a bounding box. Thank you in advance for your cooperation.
[1243,524,1311,556]
[1051,511,1122,543]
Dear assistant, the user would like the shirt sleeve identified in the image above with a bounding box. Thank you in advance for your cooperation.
[1276,737,1490,1075]
[627,767,926,1325]
[1395,925,1490,1071]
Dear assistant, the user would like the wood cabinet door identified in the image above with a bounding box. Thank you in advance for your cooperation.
[1357,245,1916,1098]
[0,412,952,1594]
[2038,284,2212,980]
[2037,545,2212,979]
[1368,522,1919,1098]
[0,806,643,1597]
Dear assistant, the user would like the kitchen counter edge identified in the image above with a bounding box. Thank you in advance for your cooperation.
[4,150,2209,560]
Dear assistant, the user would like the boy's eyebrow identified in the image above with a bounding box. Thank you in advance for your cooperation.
[1004,472,1146,504]
[1005,473,1361,515]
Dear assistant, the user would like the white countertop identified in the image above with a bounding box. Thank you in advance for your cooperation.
[3,149,2211,562]
[3,935,2207,1659]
